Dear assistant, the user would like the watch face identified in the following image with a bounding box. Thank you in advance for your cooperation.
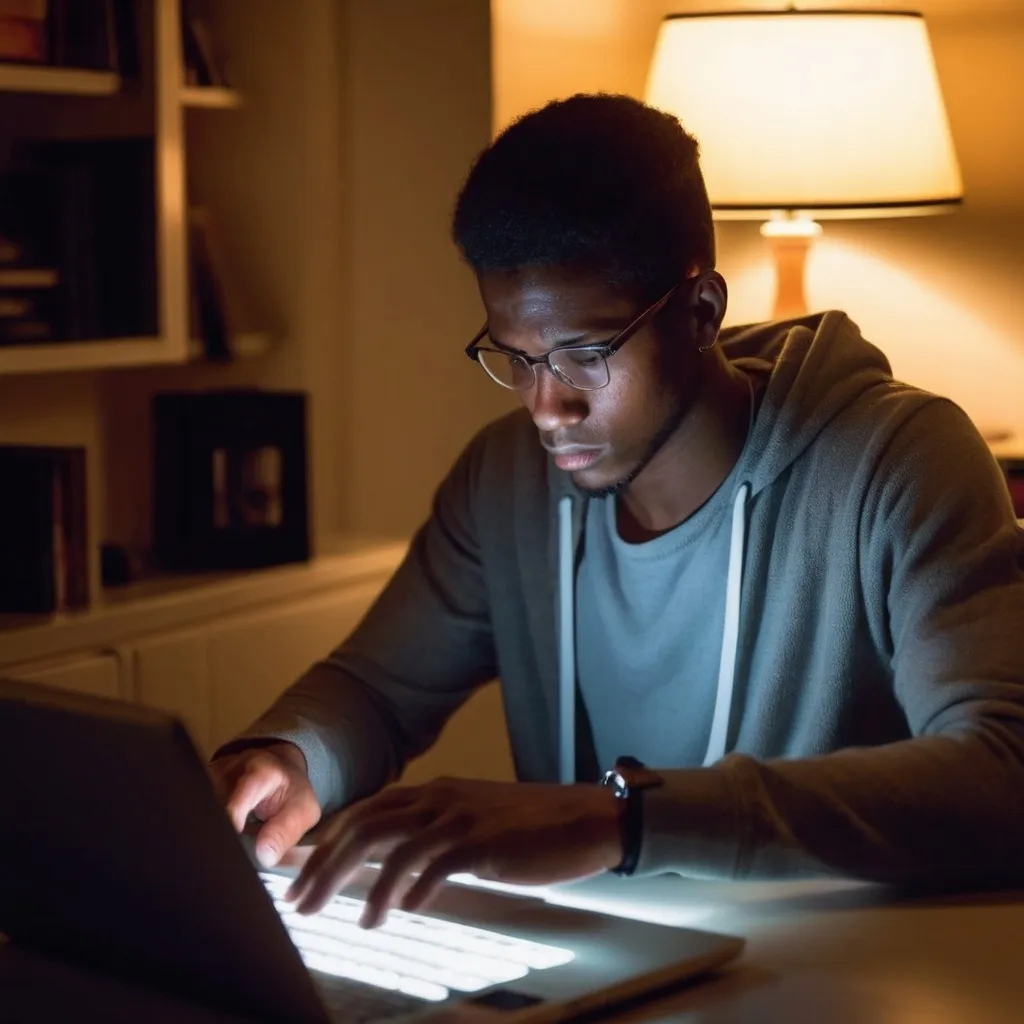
[601,769,628,798]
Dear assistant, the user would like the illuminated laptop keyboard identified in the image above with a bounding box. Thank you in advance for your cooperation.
[260,872,572,1016]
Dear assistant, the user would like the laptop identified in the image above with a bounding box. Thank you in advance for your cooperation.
[0,677,744,1023]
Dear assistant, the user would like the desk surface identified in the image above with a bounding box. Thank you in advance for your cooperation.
[4,875,1023,1023]
[540,873,1024,1023]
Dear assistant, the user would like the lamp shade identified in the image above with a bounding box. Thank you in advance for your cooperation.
[645,9,963,218]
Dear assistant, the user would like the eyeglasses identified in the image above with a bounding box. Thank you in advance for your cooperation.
[464,283,681,392]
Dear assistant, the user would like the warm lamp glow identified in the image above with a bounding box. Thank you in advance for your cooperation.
[646,10,963,216]
[645,9,964,319]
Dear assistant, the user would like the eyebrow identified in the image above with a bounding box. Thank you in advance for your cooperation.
[486,330,617,356]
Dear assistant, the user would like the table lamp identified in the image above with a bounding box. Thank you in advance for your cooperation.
[645,8,963,320]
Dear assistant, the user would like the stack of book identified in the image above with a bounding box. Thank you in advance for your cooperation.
[0,445,89,615]
[0,170,58,345]
[0,138,157,345]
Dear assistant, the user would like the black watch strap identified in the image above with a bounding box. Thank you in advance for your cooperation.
[600,755,664,877]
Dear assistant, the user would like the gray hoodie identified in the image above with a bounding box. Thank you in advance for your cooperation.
[235,311,1024,885]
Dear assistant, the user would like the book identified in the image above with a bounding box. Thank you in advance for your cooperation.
[0,0,47,63]
[181,3,227,88]
[0,169,59,345]
[45,0,116,70]
[0,445,89,614]
[21,137,157,340]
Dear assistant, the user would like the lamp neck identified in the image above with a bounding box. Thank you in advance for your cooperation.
[760,214,822,240]
[761,216,821,321]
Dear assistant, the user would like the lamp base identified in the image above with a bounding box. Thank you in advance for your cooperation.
[761,217,821,321]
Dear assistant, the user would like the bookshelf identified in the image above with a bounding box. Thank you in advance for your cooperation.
[0,0,258,377]
[0,65,120,96]
[186,331,269,361]
[0,336,168,375]
[181,85,241,109]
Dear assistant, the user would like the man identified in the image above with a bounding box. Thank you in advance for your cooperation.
[212,94,1024,929]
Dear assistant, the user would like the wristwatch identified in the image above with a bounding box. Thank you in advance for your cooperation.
[600,755,664,877]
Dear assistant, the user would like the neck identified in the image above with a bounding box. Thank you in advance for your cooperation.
[617,357,752,542]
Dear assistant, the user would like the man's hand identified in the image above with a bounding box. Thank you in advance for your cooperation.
[285,778,624,928]
[209,742,322,868]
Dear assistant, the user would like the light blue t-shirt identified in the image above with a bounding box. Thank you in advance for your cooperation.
[576,484,738,771]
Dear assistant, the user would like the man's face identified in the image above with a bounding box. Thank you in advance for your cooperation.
[478,265,701,495]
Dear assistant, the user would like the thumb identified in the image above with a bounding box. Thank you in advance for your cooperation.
[224,765,283,835]
[255,794,321,868]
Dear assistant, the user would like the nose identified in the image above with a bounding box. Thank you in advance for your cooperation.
[524,365,587,434]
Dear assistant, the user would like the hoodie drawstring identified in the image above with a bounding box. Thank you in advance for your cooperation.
[557,483,751,782]
[703,483,750,766]
[558,496,576,783]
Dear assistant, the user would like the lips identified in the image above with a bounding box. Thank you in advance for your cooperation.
[547,447,605,472]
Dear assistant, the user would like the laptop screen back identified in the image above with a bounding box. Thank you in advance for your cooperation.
[0,677,328,1024]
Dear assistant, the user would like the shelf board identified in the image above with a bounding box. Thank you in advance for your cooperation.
[0,268,59,289]
[181,86,242,109]
[0,63,119,96]
[188,332,272,361]
[0,336,180,375]
[0,333,270,375]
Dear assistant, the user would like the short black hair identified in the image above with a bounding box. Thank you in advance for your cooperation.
[452,93,715,300]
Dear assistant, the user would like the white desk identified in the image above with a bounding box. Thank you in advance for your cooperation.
[533,873,1024,1022]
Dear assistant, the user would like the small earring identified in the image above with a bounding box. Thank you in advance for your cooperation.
[698,336,718,353]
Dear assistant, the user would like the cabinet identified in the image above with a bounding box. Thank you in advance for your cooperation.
[131,582,515,782]
[204,582,385,752]
[131,581,385,756]
[131,628,209,749]
[0,545,514,785]
[5,650,122,699]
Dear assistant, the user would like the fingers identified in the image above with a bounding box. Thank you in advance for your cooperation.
[219,750,320,868]
[254,787,321,868]
[399,847,476,918]
[224,761,281,834]
[360,825,475,929]
[288,805,429,915]
[277,844,314,871]
[285,787,415,902]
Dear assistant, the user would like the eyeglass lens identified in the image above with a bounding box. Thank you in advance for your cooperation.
[477,348,610,391]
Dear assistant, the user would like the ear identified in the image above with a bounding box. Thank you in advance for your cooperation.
[689,270,728,347]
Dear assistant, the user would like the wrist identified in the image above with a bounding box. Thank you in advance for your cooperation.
[591,784,628,872]
[266,740,308,775]
[599,756,665,877]
[212,737,307,776]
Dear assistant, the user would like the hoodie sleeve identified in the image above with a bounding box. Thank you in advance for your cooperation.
[636,399,1024,885]
[216,426,498,814]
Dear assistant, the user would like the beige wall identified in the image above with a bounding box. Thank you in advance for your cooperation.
[342,0,514,539]
[493,0,1024,442]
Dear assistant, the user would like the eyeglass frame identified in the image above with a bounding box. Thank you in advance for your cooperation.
[464,281,683,392]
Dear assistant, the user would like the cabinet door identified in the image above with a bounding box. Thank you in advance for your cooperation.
[132,629,211,754]
[6,651,122,700]
[207,582,385,752]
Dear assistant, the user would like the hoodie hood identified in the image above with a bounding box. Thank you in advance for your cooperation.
[720,310,896,497]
